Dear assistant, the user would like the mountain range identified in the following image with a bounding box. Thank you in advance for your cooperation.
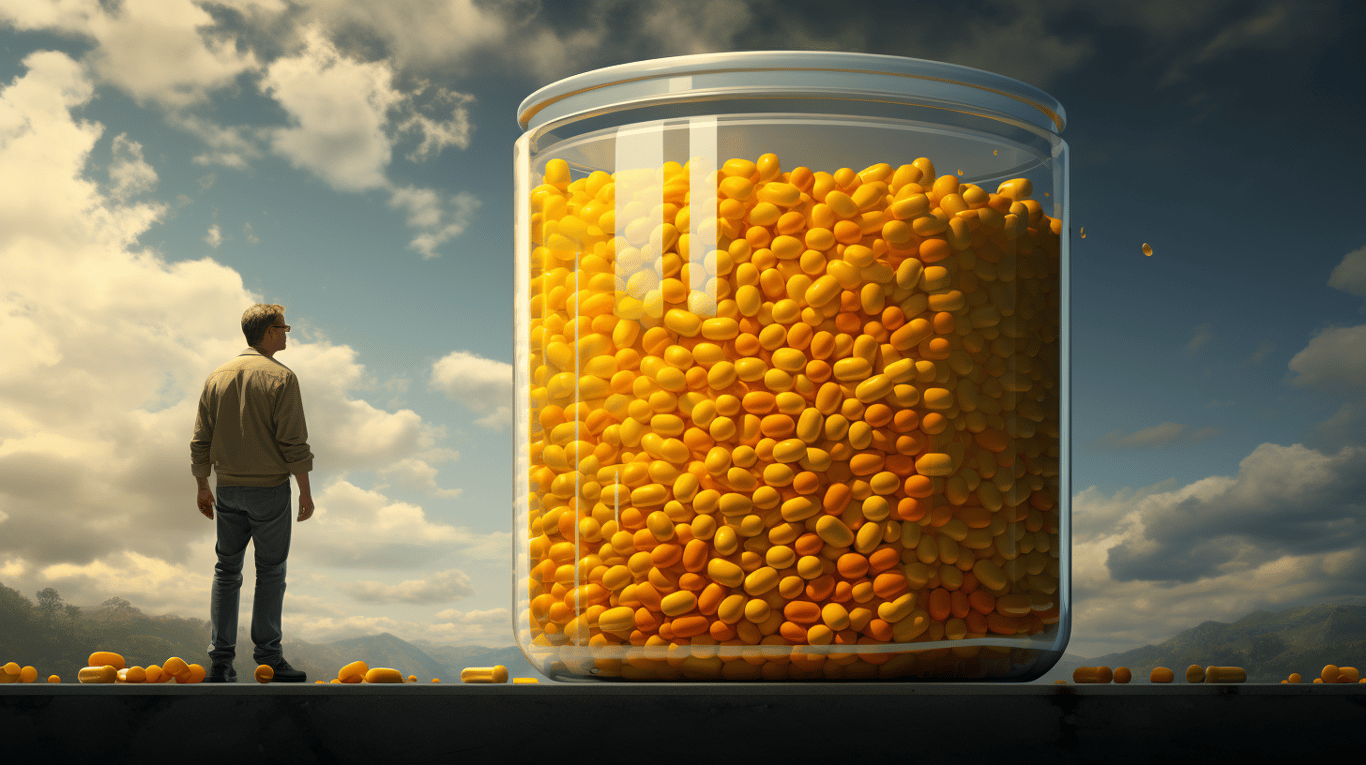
[1036,601,1366,683]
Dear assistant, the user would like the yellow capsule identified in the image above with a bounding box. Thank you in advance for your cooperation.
[972,559,1007,591]
[771,348,807,372]
[460,665,509,684]
[701,317,739,340]
[779,496,819,522]
[1142,242,1153,257]
[1079,226,1086,239]
[1185,665,1205,683]
[877,594,915,624]
[762,462,795,486]
[718,492,753,517]
[804,274,842,308]
[915,453,953,476]
[796,555,824,579]
[854,374,894,403]
[743,566,780,596]
[859,283,884,315]
[661,590,698,617]
[78,666,118,684]
[1204,666,1246,684]
[664,309,702,337]
[1072,666,1113,684]
[599,605,636,634]
[825,190,858,218]
[821,603,851,631]
[842,244,876,268]
[996,177,1031,200]
[832,358,872,381]
[851,521,880,554]
[650,413,685,437]
[889,194,929,220]
[743,598,771,623]
[795,408,823,443]
[719,176,754,200]
[771,438,808,464]
[630,483,668,507]
[815,515,854,548]
[923,388,954,410]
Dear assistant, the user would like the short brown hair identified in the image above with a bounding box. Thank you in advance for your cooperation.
[242,304,286,346]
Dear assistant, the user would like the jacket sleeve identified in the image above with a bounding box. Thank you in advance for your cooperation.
[275,373,314,474]
[190,378,216,477]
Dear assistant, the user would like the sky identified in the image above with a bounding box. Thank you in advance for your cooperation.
[0,0,1363,661]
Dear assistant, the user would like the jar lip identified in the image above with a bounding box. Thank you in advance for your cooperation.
[518,50,1065,134]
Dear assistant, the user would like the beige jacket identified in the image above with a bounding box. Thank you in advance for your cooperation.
[191,347,314,487]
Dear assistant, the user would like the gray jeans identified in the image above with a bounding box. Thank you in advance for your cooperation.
[208,481,292,665]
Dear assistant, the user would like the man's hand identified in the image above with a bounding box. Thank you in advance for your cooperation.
[298,492,314,522]
[197,487,215,520]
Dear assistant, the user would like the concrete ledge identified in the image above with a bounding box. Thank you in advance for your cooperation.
[4,684,1364,763]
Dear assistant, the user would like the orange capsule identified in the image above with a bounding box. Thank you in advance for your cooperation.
[1150,667,1175,683]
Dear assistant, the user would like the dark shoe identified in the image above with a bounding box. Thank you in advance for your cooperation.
[263,658,306,683]
[206,663,237,683]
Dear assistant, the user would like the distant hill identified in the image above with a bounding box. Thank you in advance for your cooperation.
[5,580,1361,685]
[1034,603,1366,683]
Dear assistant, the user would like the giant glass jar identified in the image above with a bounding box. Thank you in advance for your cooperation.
[513,51,1069,681]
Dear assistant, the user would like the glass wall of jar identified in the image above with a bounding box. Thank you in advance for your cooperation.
[513,52,1069,681]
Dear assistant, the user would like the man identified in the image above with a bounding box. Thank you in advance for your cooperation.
[191,304,314,683]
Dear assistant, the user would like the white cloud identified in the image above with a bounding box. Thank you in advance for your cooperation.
[388,186,480,259]
[1186,322,1214,356]
[430,350,512,431]
[291,480,508,569]
[257,24,478,256]
[340,569,475,604]
[261,25,400,192]
[1088,422,1220,451]
[107,133,158,199]
[294,0,508,72]
[377,456,463,499]
[1286,324,1366,393]
[1,0,260,107]
[636,0,753,57]
[1068,441,1366,656]
[204,223,222,248]
[0,52,483,641]
[1329,245,1366,297]
[170,113,265,170]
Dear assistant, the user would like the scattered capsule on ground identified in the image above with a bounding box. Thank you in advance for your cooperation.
[1185,664,1205,683]
[461,665,509,684]
[1112,667,1131,684]
[364,667,405,683]
[1203,666,1246,684]
[255,665,274,684]
[1150,667,1174,683]
[78,665,118,684]
[1072,666,1112,684]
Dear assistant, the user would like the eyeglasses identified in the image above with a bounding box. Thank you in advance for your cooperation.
[272,324,291,332]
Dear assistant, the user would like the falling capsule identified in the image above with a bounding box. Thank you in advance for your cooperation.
[1079,227,1086,239]
[993,150,998,155]
[1142,243,1153,257]
[957,169,963,176]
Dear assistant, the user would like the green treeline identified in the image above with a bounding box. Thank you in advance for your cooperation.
[0,581,211,681]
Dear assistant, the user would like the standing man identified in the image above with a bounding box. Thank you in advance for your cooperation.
[191,304,314,683]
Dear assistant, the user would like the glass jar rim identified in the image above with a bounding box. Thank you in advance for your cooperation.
[518,50,1065,135]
